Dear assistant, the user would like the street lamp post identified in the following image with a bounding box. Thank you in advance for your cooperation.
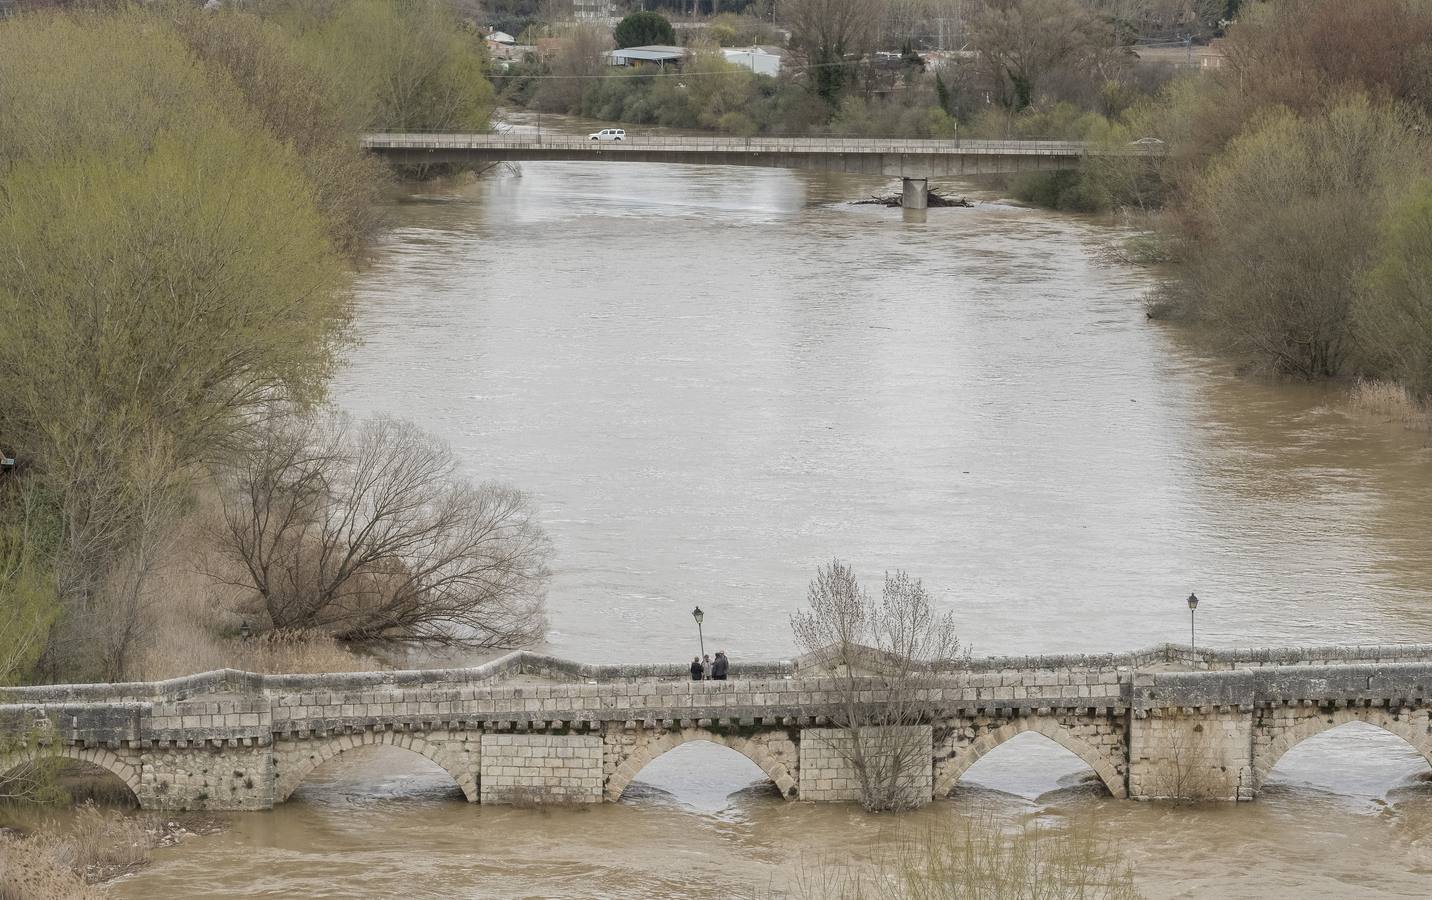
[692,606,705,660]
[1187,593,1199,653]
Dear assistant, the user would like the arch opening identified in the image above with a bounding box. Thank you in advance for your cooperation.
[1258,715,1432,799]
[0,747,141,807]
[276,732,476,804]
[607,729,796,803]
[620,740,776,810]
[937,720,1124,800]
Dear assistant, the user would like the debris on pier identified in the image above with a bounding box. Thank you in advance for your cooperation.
[853,191,974,208]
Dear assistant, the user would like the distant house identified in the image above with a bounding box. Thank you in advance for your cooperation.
[1133,39,1225,70]
[606,45,687,69]
[721,46,781,77]
[484,31,523,61]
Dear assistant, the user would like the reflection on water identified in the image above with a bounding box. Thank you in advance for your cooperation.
[113,155,1432,897]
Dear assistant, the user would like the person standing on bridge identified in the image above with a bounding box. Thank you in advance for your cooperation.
[690,656,704,681]
[711,651,729,681]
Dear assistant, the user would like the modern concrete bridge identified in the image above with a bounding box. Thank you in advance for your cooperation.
[361,133,1155,210]
[4,642,1431,810]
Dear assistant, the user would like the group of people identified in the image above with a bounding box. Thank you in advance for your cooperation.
[689,651,729,681]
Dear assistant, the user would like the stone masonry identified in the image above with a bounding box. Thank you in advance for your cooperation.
[799,726,932,803]
[4,643,1432,810]
[481,734,603,804]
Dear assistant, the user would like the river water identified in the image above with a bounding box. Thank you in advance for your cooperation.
[112,136,1432,897]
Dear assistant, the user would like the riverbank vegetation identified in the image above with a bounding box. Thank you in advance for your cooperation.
[1,803,220,896]
[1097,1,1432,415]
[496,1,1198,139]
[0,1,546,699]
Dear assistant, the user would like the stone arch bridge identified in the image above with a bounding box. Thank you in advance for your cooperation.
[4,643,1432,810]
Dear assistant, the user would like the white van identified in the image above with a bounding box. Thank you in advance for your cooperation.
[589,128,626,142]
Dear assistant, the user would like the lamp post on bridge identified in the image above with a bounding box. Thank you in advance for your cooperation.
[1187,593,1199,653]
[692,606,705,660]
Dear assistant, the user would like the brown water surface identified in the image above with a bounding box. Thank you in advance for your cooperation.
[112,122,1432,897]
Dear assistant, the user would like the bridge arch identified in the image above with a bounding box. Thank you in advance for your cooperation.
[605,728,797,802]
[274,731,476,803]
[1254,708,1432,791]
[935,718,1126,799]
[0,746,142,804]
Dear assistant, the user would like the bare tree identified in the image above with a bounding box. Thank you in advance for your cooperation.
[783,0,885,103]
[791,560,964,812]
[968,0,1123,110]
[537,23,612,112]
[217,411,549,649]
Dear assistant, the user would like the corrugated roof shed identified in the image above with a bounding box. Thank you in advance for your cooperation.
[610,45,687,64]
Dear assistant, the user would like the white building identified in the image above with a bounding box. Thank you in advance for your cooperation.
[607,45,687,68]
[721,47,781,77]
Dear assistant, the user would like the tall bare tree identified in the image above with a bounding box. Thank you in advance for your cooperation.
[538,23,612,112]
[791,561,963,812]
[783,0,886,103]
[217,411,550,649]
[968,0,1123,110]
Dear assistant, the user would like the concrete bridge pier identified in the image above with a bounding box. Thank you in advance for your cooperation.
[901,177,928,218]
[901,177,928,223]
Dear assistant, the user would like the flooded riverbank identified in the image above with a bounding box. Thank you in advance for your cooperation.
[108,140,1432,897]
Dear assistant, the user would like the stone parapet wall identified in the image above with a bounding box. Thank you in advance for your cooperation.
[1137,662,1432,709]
[12,658,1432,751]
[147,697,270,745]
[9,644,1432,707]
[258,673,1129,739]
[0,702,146,745]
[1164,643,1432,671]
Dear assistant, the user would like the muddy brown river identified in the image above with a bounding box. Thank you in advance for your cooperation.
[111,123,1432,898]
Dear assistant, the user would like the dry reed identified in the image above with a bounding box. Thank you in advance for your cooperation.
[1347,378,1430,430]
[0,833,101,900]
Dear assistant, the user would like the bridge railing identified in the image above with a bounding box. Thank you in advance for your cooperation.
[360,133,1158,157]
[5,643,1432,705]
